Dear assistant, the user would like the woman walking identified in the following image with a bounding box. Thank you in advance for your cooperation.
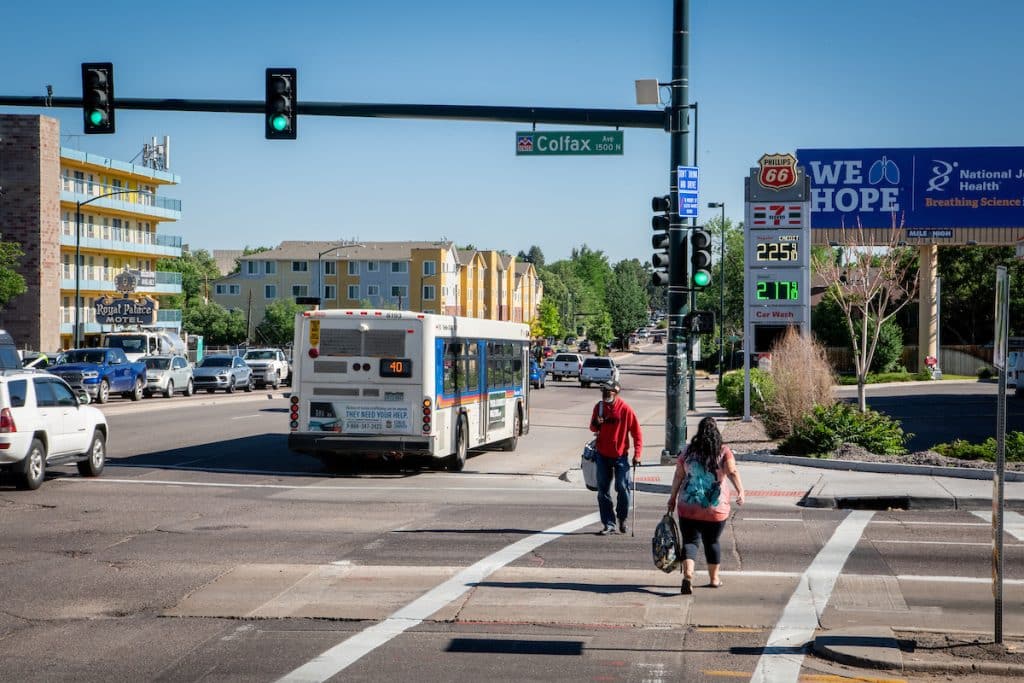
[666,417,745,595]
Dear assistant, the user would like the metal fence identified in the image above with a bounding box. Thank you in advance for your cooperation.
[825,345,994,376]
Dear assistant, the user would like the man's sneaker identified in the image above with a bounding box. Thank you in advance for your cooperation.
[619,520,628,534]
[598,525,617,535]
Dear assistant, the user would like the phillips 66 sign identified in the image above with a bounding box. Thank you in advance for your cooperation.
[757,153,799,190]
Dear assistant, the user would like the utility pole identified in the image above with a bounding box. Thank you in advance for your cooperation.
[664,0,690,460]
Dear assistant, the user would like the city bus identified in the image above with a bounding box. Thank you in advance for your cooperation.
[287,310,533,471]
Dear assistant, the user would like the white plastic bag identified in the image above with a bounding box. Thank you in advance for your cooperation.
[581,439,599,491]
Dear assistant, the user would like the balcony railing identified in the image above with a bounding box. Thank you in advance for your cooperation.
[61,220,182,250]
[157,309,183,322]
[61,266,183,286]
[61,178,182,212]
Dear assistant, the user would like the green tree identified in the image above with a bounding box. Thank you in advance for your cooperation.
[938,245,1024,344]
[255,299,304,347]
[156,249,222,307]
[183,301,247,345]
[531,298,562,340]
[0,240,28,309]
[694,218,745,341]
[607,260,649,345]
[516,245,545,268]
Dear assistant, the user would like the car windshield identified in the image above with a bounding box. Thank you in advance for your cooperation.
[245,351,276,360]
[144,358,171,370]
[61,350,107,364]
[200,357,231,368]
[106,336,147,353]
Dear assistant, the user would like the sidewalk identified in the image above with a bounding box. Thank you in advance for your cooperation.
[563,367,1024,674]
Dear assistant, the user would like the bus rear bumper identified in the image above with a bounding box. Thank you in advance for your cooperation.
[288,433,433,458]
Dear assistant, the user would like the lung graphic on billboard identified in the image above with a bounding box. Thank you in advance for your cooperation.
[796,147,1024,229]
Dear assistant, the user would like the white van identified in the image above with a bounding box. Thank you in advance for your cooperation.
[103,330,186,363]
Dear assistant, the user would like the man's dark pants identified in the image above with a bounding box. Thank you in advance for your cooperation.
[596,454,632,529]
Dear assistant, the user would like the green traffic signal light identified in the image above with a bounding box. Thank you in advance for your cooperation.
[270,114,289,132]
[692,270,711,287]
[88,110,106,126]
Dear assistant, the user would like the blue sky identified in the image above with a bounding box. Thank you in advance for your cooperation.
[3,1,1021,264]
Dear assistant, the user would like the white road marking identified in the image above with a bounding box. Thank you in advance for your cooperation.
[871,539,1022,547]
[277,511,601,683]
[751,510,873,683]
[873,520,987,526]
[230,414,262,420]
[973,510,1024,541]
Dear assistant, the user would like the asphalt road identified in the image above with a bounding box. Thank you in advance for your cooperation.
[836,380,1024,451]
[1,349,1021,682]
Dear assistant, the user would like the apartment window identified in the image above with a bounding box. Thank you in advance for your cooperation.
[324,261,337,276]
[264,285,277,299]
[347,261,358,275]
[423,260,436,276]
[265,261,277,274]
[215,284,240,295]
[291,285,308,297]
[367,285,380,296]
[292,261,308,272]
[368,261,379,272]
[391,261,408,274]
[391,285,408,298]
[324,285,337,300]
[347,285,359,299]
[423,285,435,300]
[246,261,260,275]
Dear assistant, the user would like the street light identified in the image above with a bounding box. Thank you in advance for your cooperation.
[73,188,150,348]
[316,242,365,306]
[708,201,726,382]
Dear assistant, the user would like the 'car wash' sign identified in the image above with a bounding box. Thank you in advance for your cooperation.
[95,297,157,325]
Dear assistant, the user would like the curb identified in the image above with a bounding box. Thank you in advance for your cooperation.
[813,627,1024,675]
[737,451,1024,483]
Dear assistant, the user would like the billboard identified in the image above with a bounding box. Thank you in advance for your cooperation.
[796,147,1024,230]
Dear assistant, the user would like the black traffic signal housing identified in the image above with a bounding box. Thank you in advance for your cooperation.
[690,227,712,288]
[685,310,715,334]
[81,63,115,134]
[265,68,297,139]
[651,195,671,286]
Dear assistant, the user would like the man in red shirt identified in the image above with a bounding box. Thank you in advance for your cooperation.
[589,380,643,534]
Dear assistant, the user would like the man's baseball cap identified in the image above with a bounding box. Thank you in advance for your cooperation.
[601,380,621,393]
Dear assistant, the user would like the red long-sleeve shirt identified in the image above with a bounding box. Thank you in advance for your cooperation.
[589,398,643,461]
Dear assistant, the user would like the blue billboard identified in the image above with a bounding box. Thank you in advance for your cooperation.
[795,147,1024,229]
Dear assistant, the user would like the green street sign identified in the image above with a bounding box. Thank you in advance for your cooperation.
[516,130,623,156]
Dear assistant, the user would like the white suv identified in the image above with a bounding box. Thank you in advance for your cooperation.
[0,370,108,490]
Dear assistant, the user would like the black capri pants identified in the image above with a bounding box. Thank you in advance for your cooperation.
[679,517,728,565]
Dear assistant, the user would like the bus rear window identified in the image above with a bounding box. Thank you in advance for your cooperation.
[320,328,406,357]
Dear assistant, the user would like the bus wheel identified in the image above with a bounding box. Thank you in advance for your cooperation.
[446,416,468,472]
[500,407,521,452]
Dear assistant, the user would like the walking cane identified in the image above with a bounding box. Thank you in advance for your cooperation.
[631,461,637,537]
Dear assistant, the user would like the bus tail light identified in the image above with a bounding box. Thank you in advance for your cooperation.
[308,348,319,359]
[421,398,431,433]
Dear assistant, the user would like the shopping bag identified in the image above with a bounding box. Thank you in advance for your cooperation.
[652,513,682,573]
[580,439,599,491]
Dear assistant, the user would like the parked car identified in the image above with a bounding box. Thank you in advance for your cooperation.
[547,353,584,381]
[542,346,555,358]
[243,348,290,388]
[47,348,148,404]
[193,354,254,394]
[529,359,547,389]
[0,369,107,490]
[580,356,620,388]
[143,355,195,398]
[578,340,591,353]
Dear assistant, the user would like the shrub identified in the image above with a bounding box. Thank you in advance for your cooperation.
[870,318,905,373]
[779,402,910,456]
[977,367,994,380]
[762,328,835,438]
[716,368,774,417]
[933,432,1024,462]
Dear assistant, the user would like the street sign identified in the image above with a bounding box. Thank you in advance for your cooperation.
[677,165,699,217]
[515,130,623,156]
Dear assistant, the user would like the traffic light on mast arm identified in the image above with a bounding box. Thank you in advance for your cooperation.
[651,195,671,286]
[265,68,297,139]
[690,227,712,288]
[81,62,115,134]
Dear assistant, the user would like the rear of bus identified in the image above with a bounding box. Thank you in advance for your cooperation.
[287,310,434,465]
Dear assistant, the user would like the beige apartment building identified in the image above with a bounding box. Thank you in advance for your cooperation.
[211,240,542,330]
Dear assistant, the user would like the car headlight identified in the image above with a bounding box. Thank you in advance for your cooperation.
[81,371,99,379]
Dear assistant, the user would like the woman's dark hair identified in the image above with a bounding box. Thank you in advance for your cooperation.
[686,416,723,473]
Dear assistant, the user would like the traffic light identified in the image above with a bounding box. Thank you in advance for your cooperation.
[81,63,115,134]
[685,310,715,334]
[651,195,671,286]
[265,68,297,139]
[690,227,712,288]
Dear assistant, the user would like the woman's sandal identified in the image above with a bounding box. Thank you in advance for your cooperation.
[680,577,693,595]
[707,580,723,588]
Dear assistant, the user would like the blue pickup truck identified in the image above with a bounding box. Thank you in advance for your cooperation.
[48,348,148,403]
